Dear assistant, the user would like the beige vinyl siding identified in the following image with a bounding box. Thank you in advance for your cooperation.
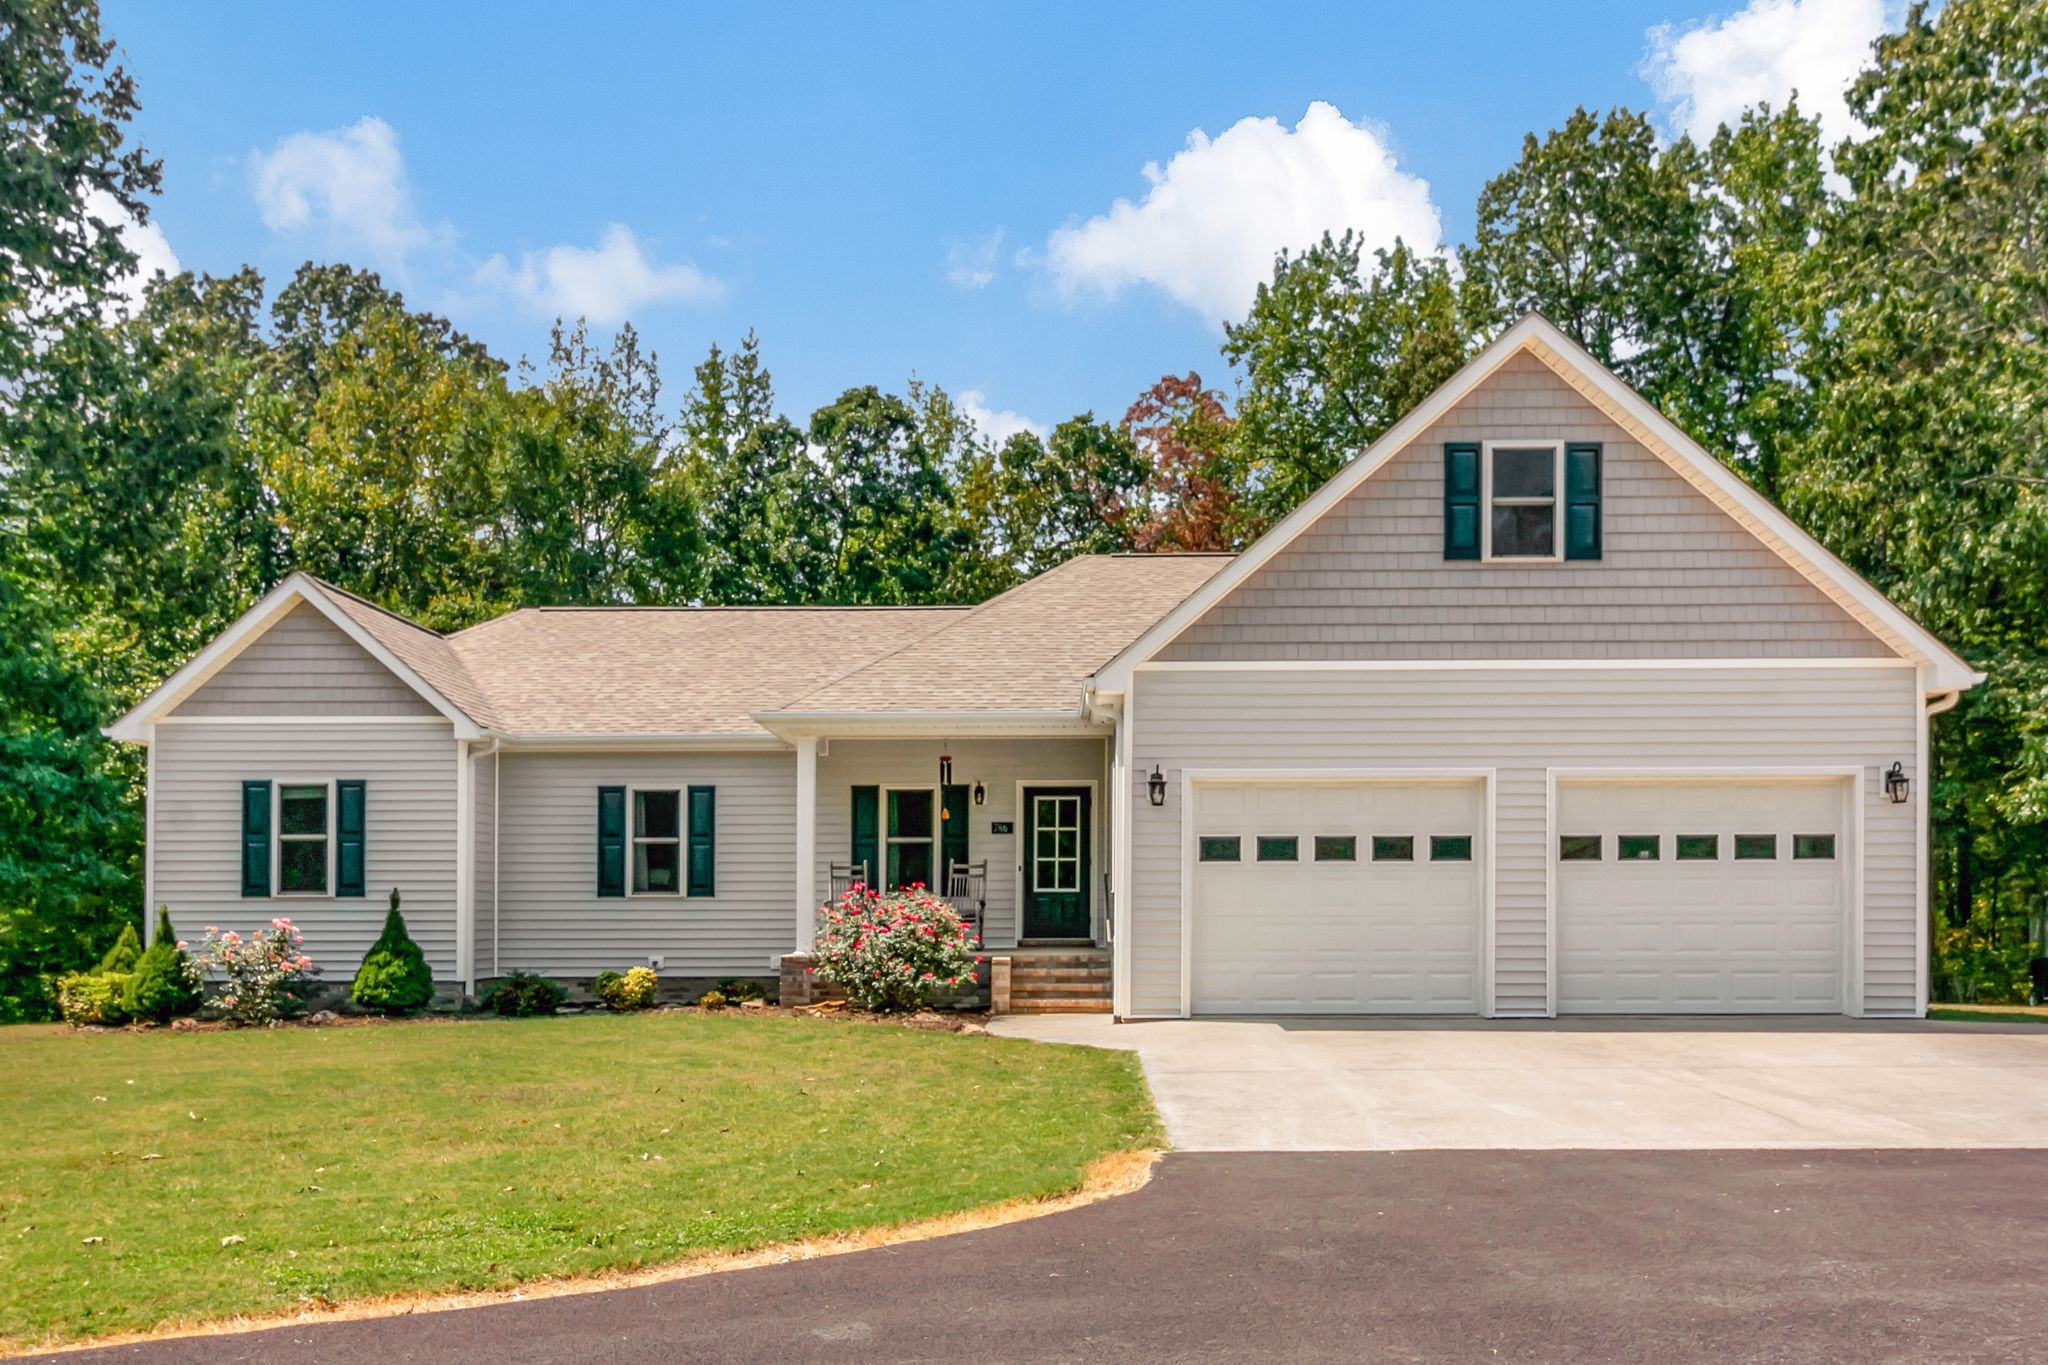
[1160,352,1894,662]
[815,737,1112,949]
[173,601,443,716]
[494,750,794,978]
[1127,665,1920,1018]
[151,720,460,977]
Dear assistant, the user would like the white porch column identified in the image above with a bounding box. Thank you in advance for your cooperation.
[794,735,819,950]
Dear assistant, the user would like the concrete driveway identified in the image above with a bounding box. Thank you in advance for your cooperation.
[991,1015,2048,1151]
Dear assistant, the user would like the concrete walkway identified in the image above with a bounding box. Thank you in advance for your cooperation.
[990,1014,2048,1151]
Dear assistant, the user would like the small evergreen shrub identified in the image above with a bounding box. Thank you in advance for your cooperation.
[697,989,728,1010]
[597,965,658,1010]
[97,923,142,975]
[482,972,567,1017]
[124,908,203,1022]
[350,890,435,1015]
[809,885,981,1011]
[57,971,132,1026]
[714,977,765,1002]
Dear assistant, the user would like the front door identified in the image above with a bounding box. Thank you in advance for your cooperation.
[1022,787,1091,940]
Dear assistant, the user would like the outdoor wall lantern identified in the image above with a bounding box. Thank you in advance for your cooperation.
[1148,765,1168,808]
[1885,761,1910,804]
[972,780,986,807]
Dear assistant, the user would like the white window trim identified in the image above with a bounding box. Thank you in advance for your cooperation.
[272,779,335,899]
[879,784,940,891]
[625,784,685,898]
[1481,438,1564,563]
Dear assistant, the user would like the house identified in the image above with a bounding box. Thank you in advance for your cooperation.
[107,315,1981,1019]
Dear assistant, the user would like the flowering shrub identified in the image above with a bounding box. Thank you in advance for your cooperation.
[184,919,316,1025]
[809,885,980,1011]
[597,966,659,1010]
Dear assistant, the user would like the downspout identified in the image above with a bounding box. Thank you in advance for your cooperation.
[473,737,502,982]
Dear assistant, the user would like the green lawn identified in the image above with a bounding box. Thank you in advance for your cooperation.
[1928,1003,2048,1024]
[0,1013,1159,1350]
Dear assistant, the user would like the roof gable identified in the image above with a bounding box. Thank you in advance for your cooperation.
[1092,315,1981,693]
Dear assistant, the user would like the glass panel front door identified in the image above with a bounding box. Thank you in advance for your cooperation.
[1022,786,1090,939]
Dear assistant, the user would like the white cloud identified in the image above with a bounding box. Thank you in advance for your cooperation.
[474,224,723,324]
[88,189,180,315]
[249,116,445,269]
[1042,101,1442,327]
[946,230,1004,289]
[959,389,1045,445]
[1644,0,1895,147]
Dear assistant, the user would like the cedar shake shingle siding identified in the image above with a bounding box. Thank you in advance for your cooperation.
[1158,352,1894,662]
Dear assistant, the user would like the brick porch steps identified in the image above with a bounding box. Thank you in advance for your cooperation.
[1002,948,1112,1015]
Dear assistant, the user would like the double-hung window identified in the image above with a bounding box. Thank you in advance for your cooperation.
[630,788,683,895]
[276,782,332,896]
[1484,440,1563,561]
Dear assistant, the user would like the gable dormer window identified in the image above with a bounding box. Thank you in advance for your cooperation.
[1484,441,1562,560]
[1444,441,1601,562]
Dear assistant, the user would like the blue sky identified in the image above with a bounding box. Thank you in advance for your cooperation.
[101,0,1894,439]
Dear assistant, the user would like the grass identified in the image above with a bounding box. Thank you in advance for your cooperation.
[0,1012,1159,1350]
[1928,1003,2048,1024]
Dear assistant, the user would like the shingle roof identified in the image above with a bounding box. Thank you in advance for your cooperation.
[445,603,964,736]
[306,579,504,729]
[770,555,1232,716]
[300,555,1229,736]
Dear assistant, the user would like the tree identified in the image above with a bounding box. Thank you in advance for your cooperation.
[124,905,200,1021]
[952,415,1148,598]
[1224,235,1471,529]
[0,0,163,374]
[1780,0,2048,951]
[808,384,965,603]
[1123,373,1241,551]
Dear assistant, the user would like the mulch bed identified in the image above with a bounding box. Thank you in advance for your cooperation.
[76,1002,990,1035]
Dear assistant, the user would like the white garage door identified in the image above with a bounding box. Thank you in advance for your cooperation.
[1190,780,1484,1014]
[1556,780,1850,1014]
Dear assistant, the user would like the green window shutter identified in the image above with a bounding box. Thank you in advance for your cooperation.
[596,786,626,898]
[686,786,716,897]
[1564,442,1602,560]
[1444,443,1481,560]
[941,784,970,880]
[240,780,272,898]
[335,780,366,898]
[850,786,879,886]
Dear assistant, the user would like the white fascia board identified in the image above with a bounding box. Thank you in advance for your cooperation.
[751,709,1106,740]
[493,732,789,753]
[1520,327,1982,693]
[105,574,484,741]
[1088,312,1982,696]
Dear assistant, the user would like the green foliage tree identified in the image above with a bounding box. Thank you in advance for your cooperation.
[807,384,967,603]
[1779,0,2048,975]
[350,890,435,1015]
[1224,235,1471,530]
[951,415,1148,598]
[124,906,201,1021]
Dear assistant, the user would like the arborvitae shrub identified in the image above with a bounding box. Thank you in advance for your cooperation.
[124,907,203,1022]
[349,890,435,1015]
[96,923,142,975]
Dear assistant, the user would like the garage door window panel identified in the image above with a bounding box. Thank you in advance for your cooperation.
[1371,835,1415,862]
[1312,835,1356,862]
[1256,836,1299,862]
[1198,836,1241,863]
[1735,834,1778,860]
[1429,835,1473,862]
[1793,834,1837,860]
[1676,835,1720,861]
[1618,835,1660,861]
[1559,835,1602,861]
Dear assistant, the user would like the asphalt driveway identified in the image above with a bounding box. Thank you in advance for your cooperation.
[992,1015,2048,1150]
[43,1149,2044,1364]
